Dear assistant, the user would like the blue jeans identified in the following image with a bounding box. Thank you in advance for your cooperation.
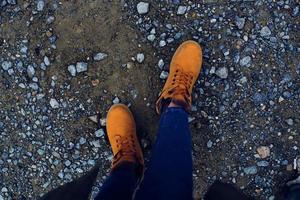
[95,107,193,200]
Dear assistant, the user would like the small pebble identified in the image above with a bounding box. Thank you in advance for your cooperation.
[137,2,149,14]
[260,26,272,37]
[93,53,108,61]
[76,62,88,73]
[50,98,59,109]
[160,71,169,79]
[177,6,187,15]
[215,67,228,79]
[37,0,45,11]
[239,56,251,67]
[243,166,257,175]
[68,65,76,76]
[136,53,145,63]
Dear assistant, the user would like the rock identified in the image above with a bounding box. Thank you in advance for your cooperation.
[159,40,166,47]
[257,146,270,159]
[243,166,257,175]
[239,56,251,67]
[27,65,35,77]
[67,65,76,76]
[44,56,50,66]
[285,118,293,126]
[93,52,107,61]
[158,59,164,69]
[79,137,86,145]
[257,161,269,167]
[64,160,71,167]
[210,18,217,23]
[58,171,64,179]
[207,140,213,148]
[1,61,12,70]
[91,140,101,148]
[47,16,55,24]
[136,53,145,63]
[37,149,45,156]
[177,6,187,15]
[215,67,228,79]
[160,71,169,79]
[260,26,272,37]
[137,2,149,14]
[37,0,45,11]
[292,6,299,17]
[50,98,59,109]
[100,118,106,126]
[95,129,105,138]
[112,97,120,104]
[7,0,16,5]
[76,62,88,73]
[88,115,98,123]
[147,34,156,41]
[235,16,246,29]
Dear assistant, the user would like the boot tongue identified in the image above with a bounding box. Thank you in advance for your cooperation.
[171,94,189,110]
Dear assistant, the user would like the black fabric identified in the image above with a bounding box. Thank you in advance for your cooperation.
[40,164,100,200]
[204,181,252,200]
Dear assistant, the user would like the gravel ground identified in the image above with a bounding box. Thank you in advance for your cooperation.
[0,0,299,200]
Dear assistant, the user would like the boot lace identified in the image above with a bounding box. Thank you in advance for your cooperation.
[112,135,138,165]
[167,67,193,101]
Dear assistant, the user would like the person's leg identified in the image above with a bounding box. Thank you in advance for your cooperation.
[135,107,192,200]
[95,162,138,200]
[135,40,203,200]
[95,104,144,200]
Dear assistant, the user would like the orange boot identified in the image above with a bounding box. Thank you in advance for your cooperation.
[156,40,203,114]
[106,104,144,175]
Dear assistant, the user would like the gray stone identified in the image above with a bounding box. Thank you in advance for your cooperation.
[257,161,269,167]
[177,6,187,15]
[137,2,149,14]
[235,16,246,29]
[239,56,251,67]
[2,61,12,70]
[286,118,293,126]
[147,34,156,41]
[95,129,105,138]
[79,137,86,145]
[136,53,145,63]
[50,98,59,109]
[44,56,50,66]
[37,0,45,11]
[215,67,228,79]
[160,71,169,79]
[113,97,120,104]
[91,140,101,148]
[158,59,164,69]
[207,140,213,148]
[47,16,55,24]
[93,52,108,61]
[37,149,45,156]
[159,40,166,47]
[7,68,14,75]
[64,160,71,167]
[27,65,35,77]
[243,166,257,175]
[7,0,16,5]
[76,62,88,73]
[58,171,64,179]
[68,65,76,76]
[260,26,272,37]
